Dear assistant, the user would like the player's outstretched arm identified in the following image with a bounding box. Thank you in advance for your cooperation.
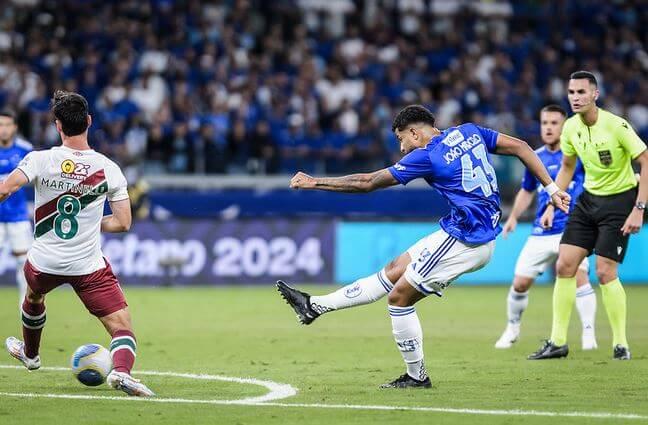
[101,199,132,233]
[494,133,570,213]
[0,169,29,203]
[289,169,399,193]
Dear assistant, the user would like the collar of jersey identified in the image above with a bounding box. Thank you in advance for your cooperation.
[576,107,603,128]
[58,145,95,153]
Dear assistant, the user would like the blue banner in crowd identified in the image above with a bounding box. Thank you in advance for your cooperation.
[335,222,648,284]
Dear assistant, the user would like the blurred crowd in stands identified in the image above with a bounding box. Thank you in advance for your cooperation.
[0,0,646,182]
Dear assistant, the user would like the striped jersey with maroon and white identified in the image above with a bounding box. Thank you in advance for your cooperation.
[17,145,128,276]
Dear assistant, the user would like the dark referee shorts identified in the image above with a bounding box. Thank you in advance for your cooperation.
[561,187,637,263]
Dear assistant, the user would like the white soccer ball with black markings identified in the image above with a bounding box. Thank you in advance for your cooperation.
[71,344,112,387]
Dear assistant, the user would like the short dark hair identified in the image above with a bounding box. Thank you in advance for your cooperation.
[540,104,567,117]
[391,105,436,132]
[0,109,16,121]
[569,70,597,87]
[51,90,89,136]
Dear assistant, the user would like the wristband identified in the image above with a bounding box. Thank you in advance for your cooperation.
[545,182,560,197]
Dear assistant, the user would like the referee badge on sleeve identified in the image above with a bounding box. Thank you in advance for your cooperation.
[598,150,612,166]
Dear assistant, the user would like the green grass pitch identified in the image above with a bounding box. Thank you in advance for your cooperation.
[1,284,648,424]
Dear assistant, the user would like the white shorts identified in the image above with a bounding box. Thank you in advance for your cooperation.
[405,229,495,296]
[0,221,33,253]
[514,233,589,279]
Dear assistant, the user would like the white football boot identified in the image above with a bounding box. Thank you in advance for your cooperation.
[495,323,520,349]
[5,337,41,370]
[107,370,155,397]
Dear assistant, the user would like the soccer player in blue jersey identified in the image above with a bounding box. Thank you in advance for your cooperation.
[277,105,570,388]
[494,105,597,350]
[0,110,33,304]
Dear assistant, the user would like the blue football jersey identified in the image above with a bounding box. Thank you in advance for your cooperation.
[389,123,502,244]
[521,146,585,236]
[0,137,32,222]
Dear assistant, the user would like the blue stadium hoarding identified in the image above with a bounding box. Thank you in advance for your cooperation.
[335,222,648,284]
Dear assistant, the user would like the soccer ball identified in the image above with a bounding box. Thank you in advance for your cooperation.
[71,344,112,386]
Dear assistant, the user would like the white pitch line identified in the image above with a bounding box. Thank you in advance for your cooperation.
[0,392,645,421]
[0,365,646,421]
[0,364,297,403]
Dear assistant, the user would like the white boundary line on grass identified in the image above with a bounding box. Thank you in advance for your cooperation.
[0,365,297,403]
[0,365,646,421]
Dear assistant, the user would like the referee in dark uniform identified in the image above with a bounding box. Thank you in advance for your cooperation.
[529,71,647,360]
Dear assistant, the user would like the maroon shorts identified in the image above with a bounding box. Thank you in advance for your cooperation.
[24,259,128,318]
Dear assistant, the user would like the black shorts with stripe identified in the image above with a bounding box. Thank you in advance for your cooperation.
[561,187,637,263]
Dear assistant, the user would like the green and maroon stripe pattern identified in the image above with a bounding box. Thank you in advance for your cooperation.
[34,170,107,238]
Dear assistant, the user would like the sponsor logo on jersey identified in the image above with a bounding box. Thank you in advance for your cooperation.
[61,160,91,180]
[597,150,612,166]
[393,163,406,171]
[442,130,465,147]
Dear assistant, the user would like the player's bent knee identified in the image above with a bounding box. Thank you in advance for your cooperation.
[595,257,618,284]
[556,258,578,278]
[596,267,617,285]
[387,286,411,307]
[384,254,409,283]
[387,279,423,307]
[25,287,44,304]
[513,276,533,292]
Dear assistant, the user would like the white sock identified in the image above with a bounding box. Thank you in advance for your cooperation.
[15,254,27,306]
[389,305,428,382]
[507,286,529,325]
[310,269,392,312]
[575,283,596,332]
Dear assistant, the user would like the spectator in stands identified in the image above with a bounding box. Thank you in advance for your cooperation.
[0,0,643,184]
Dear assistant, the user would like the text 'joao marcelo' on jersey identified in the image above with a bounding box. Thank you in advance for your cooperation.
[388,123,501,245]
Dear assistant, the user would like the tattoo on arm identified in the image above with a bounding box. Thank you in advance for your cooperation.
[314,169,398,193]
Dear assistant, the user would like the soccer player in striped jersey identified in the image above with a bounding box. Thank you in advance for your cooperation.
[277,105,571,388]
[0,91,154,396]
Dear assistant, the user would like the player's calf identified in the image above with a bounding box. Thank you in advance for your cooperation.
[110,329,137,374]
[21,298,46,360]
